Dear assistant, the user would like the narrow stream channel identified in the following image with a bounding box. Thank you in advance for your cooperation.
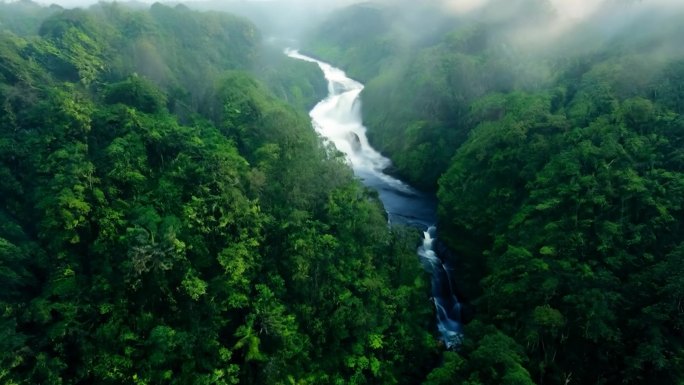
[286,49,464,349]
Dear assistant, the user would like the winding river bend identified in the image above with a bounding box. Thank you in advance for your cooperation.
[286,49,464,349]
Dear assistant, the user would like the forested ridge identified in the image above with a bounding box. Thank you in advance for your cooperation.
[3,0,684,384]
[0,2,440,384]
[306,0,684,384]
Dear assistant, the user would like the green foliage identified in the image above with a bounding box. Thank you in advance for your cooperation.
[254,46,328,111]
[303,3,400,82]
[0,0,61,36]
[307,2,684,384]
[104,76,167,113]
[0,2,435,385]
[424,323,535,385]
[307,4,553,189]
[435,40,684,385]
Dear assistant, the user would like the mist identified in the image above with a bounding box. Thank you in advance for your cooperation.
[17,0,684,50]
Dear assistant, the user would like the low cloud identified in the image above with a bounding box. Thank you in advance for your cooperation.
[440,0,490,14]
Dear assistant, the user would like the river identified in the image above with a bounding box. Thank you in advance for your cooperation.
[286,49,464,349]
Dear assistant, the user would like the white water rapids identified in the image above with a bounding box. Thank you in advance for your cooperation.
[286,49,463,348]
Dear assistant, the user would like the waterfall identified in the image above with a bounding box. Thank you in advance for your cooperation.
[286,49,463,349]
[418,227,464,349]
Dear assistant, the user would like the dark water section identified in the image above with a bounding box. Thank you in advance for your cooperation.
[286,49,463,348]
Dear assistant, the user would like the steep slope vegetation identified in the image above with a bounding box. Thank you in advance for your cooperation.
[0,3,437,384]
[305,0,557,190]
[306,1,684,384]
